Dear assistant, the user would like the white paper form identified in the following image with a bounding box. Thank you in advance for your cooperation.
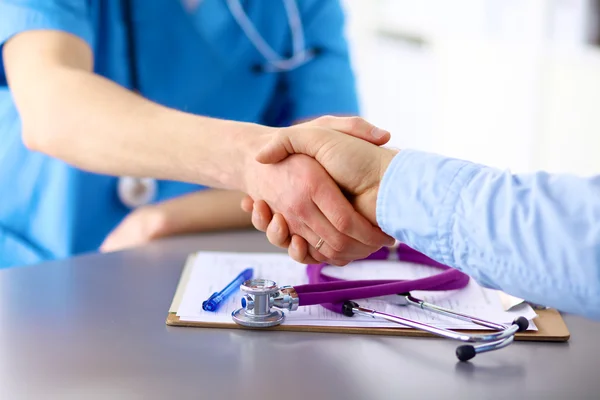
[176,252,537,330]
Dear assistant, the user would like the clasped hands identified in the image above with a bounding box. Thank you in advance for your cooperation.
[240,116,399,266]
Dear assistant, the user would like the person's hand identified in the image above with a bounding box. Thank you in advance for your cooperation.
[100,205,168,252]
[240,116,396,265]
[241,121,399,263]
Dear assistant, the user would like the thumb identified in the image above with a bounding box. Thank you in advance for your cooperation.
[255,128,328,164]
[255,131,295,164]
[256,116,391,165]
[308,115,391,146]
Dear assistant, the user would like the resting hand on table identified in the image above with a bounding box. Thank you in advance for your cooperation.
[241,122,399,264]
[100,189,254,252]
[241,117,395,265]
[100,205,168,252]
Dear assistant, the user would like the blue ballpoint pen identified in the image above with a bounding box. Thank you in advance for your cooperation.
[202,268,254,312]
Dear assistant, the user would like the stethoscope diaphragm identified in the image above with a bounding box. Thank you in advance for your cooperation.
[117,176,157,209]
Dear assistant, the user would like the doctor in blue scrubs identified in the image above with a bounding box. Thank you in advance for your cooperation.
[0,0,394,268]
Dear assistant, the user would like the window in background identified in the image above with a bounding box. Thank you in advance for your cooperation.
[342,0,600,175]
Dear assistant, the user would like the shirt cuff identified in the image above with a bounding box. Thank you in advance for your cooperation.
[376,149,481,266]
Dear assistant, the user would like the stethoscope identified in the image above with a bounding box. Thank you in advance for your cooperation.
[232,245,529,362]
[116,0,316,208]
[225,0,319,73]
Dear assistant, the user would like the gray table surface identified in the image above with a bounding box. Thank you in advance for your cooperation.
[1,230,599,400]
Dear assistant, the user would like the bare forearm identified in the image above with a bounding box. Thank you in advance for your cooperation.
[154,190,252,235]
[4,31,268,190]
[22,68,263,189]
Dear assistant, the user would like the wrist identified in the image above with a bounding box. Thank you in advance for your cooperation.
[356,147,399,226]
[231,123,278,193]
[162,110,274,190]
[379,148,400,182]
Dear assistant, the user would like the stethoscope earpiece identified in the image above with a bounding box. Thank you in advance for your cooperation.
[514,316,530,332]
[341,301,358,317]
[456,345,477,362]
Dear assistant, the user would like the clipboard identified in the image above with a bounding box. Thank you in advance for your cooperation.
[166,253,571,342]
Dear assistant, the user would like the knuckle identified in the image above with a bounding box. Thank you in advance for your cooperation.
[315,115,335,125]
[319,245,338,261]
[333,213,353,233]
[347,116,365,131]
[287,219,303,235]
[367,230,388,247]
[273,128,287,142]
[301,248,318,264]
[328,235,349,254]
[322,244,347,261]
[290,202,310,220]
[285,202,299,217]
[308,249,327,263]
[266,229,286,247]
[267,236,281,248]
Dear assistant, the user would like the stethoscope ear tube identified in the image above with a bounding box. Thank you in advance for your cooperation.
[227,0,317,73]
[455,317,529,361]
[342,299,529,362]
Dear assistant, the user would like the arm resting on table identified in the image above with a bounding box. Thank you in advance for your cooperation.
[100,190,252,252]
[156,190,252,235]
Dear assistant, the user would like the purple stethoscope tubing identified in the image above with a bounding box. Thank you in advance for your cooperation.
[298,244,471,314]
[231,244,530,362]
[295,244,529,361]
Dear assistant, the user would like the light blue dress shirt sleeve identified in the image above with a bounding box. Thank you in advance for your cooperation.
[377,149,600,320]
[0,0,93,84]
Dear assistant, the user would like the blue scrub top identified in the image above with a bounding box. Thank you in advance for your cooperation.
[0,0,359,268]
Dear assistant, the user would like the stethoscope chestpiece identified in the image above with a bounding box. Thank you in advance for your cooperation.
[231,279,286,328]
[117,176,157,209]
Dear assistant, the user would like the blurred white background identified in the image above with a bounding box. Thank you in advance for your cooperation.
[341,0,600,175]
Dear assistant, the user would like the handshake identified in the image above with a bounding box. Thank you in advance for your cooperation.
[238,116,399,266]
